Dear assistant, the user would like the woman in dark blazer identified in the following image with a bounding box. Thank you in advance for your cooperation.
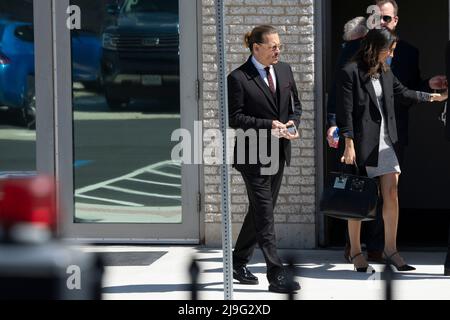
[336,28,447,273]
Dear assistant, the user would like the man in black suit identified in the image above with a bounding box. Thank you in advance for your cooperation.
[228,25,302,293]
[378,0,447,154]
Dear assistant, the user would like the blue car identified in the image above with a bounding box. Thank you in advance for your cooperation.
[0,19,102,128]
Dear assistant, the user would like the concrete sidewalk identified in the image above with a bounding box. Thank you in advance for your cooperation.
[79,246,450,300]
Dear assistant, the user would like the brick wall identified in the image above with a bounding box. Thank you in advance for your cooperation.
[201,0,317,249]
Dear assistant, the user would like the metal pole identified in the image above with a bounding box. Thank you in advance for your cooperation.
[33,0,56,177]
[215,0,234,300]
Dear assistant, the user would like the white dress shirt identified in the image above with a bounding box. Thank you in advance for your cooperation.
[251,56,277,92]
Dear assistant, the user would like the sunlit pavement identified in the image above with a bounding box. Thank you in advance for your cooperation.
[78,246,450,300]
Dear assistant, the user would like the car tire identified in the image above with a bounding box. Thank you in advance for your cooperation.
[19,88,36,130]
[23,94,36,130]
[82,80,102,93]
[105,87,129,110]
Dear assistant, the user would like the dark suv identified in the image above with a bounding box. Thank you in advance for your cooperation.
[101,0,180,109]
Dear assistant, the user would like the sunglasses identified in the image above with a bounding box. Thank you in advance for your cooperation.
[259,43,283,52]
[382,15,394,23]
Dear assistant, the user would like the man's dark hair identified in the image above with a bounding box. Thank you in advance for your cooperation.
[376,0,399,15]
[244,25,278,53]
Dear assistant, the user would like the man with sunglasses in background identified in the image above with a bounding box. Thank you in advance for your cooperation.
[327,0,448,264]
[378,0,447,157]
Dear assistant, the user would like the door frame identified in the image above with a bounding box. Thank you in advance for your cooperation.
[315,0,327,248]
[34,0,201,243]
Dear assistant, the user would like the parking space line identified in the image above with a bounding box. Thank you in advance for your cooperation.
[75,160,180,194]
[127,177,181,188]
[75,160,181,207]
[144,169,181,179]
[76,194,143,207]
[102,185,181,200]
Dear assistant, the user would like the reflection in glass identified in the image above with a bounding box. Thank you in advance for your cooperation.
[0,0,36,177]
[71,0,181,224]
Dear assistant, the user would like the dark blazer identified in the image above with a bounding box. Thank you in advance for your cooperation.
[327,39,362,127]
[391,40,430,145]
[336,62,423,168]
[228,57,302,172]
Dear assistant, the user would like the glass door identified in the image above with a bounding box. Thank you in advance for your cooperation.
[47,0,199,242]
[0,0,37,179]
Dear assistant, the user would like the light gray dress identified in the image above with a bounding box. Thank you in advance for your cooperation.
[365,77,401,179]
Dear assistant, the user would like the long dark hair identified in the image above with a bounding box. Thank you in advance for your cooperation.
[353,28,398,76]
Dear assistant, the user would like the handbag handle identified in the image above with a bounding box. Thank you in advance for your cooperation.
[339,160,360,176]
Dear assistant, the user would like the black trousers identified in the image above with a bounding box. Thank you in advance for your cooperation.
[233,160,285,282]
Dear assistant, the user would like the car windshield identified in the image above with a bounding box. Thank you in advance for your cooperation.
[122,0,178,14]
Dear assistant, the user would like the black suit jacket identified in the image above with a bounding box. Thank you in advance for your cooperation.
[327,39,362,127]
[228,57,302,172]
[391,40,430,145]
[336,62,423,168]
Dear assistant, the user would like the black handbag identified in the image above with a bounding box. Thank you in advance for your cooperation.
[320,164,379,221]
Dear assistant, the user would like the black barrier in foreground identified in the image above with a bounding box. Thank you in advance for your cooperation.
[189,258,200,300]
[0,176,104,300]
[286,256,297,301]
[186,252,403,301]
[384,261,394,301]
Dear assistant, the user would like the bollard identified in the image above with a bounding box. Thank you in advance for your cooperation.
[285,255,297,301]
[383,261,394,301]
[189,258,200,300]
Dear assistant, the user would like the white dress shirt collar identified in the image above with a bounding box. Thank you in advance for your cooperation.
[251,56,272,72]
[251,56,277,91]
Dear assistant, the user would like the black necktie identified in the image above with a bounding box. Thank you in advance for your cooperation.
[264,67,276,95]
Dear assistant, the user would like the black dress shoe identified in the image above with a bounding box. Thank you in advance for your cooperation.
[268,272,301,294]
[233,266,259,285]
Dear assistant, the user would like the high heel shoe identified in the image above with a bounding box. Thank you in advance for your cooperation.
[350,253,375,273]
[383,251,416,272]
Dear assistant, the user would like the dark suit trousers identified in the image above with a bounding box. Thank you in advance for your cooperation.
[233,159,285,281]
